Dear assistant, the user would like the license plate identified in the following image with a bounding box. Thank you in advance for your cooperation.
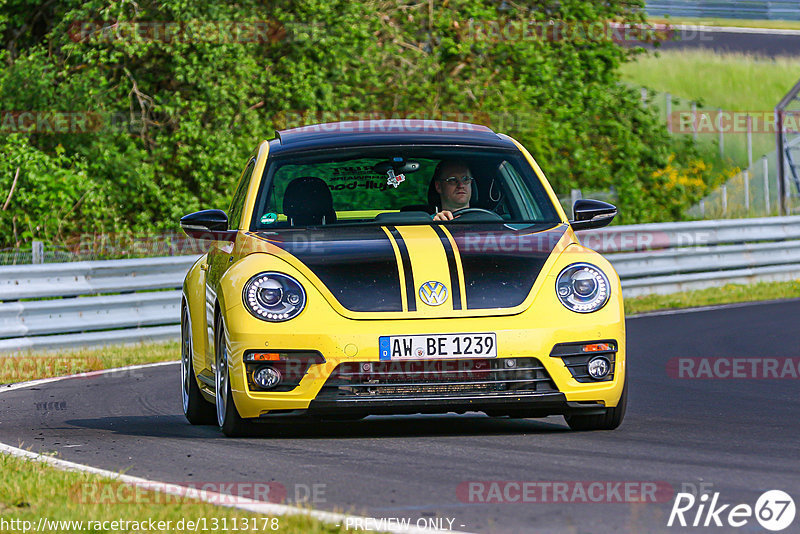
[379,333,497,360]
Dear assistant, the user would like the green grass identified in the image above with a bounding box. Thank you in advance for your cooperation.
[620,49,800,111]
[0,342,179,384]
[648,16,800,31]
[0,454,345,534]
[625,279,800,315]
[620,49,800,170]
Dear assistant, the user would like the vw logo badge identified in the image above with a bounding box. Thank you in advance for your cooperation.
[419,281,448,306]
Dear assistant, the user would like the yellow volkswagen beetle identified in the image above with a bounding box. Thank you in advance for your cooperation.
[180,120,625,436]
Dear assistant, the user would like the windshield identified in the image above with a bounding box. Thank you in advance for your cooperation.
[249,146,561,230]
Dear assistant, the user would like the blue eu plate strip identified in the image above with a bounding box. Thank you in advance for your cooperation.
[379,336,391,361]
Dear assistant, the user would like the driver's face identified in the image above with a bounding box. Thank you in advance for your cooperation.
[435,164,472,210]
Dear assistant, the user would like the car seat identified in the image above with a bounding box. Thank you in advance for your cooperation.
[282,176,337,226]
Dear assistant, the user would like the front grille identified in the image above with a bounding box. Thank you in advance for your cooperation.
[317,357,558,399]
[375,383,492,395]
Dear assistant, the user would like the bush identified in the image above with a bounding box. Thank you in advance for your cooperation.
[0,135,98,246]
[0,0,720,248]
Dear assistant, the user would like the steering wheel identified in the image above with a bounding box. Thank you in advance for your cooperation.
[450,207,503,221]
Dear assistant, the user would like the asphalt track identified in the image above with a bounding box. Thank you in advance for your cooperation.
[649,26,800,57]
[2,300,800,533]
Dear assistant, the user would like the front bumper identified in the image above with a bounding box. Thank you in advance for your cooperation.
[221,304,626,419]
[243,354,612,419]
[305,392,607,417]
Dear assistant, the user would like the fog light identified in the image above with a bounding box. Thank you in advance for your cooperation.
[587,356,611,380]
[504,359,517,368]
[253,366,282,389]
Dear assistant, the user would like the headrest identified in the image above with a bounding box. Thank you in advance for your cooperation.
[282,176,337,225]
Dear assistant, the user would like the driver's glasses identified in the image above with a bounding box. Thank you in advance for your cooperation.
[441,176,473,185]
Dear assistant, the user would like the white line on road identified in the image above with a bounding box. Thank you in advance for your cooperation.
[0,361,475,534]
[670,23,800,36]
[612,21,800,36]
[0,360,179,393]
[628,298,800,319]
[0,442,472,534]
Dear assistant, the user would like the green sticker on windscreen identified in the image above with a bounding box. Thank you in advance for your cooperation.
[260,212,277,224]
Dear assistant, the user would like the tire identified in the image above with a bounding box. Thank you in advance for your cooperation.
[181,306,216,425]
[215,315,251,437]
[565,377,627,431]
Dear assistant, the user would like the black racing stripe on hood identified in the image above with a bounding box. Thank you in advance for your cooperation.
[431,225,462,310]
[253,227,403,312]
[388,226,417,312]
[447,223,567,310]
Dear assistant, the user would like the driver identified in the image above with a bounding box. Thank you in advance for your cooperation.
[432,161,473,221]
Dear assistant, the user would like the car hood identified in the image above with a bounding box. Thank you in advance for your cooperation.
[244,223,569,318]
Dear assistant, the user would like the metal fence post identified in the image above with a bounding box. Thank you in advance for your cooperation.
[776,110,785,215]
[32,241,43,264]
[722,185,728,216]
[570,189,582,217]
[744,170,750,213]
[691,102,698,141]
[785,157,792,214]
[763,156,771,215]
[718,108,724,158]
[666,92,672,133]
[747,115,753,170]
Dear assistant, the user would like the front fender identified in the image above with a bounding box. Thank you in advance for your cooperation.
[183,254,209,374]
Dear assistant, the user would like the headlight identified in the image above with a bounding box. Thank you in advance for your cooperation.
[243,273,306,321]
[555,263,610,313]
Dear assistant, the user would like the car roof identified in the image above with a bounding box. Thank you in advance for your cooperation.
[269,120,518,154]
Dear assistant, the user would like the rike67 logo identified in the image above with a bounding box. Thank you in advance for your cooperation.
[668,490,796,531]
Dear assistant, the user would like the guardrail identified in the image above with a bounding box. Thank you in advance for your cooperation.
[1,216,800,352]
[609,242,800,297]
[579,215,800,297]
[577,216,800,252]
[645,1,800,21]
[0,256,200,353]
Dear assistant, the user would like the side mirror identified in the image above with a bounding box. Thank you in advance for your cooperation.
[180,210,237,241]
[570,199,617,231]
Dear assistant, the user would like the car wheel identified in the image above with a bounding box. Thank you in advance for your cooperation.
[181,306,215,425]
[215,315,251,437]
[565,377,627,431]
